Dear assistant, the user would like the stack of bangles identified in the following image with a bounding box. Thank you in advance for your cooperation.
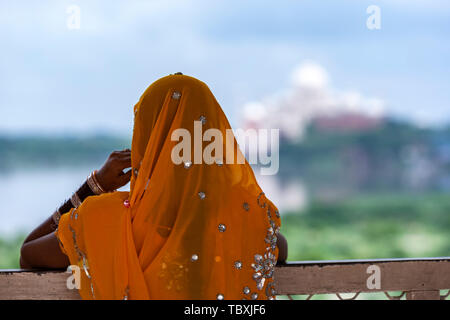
[86,170,107,195]
[52,170,108,228]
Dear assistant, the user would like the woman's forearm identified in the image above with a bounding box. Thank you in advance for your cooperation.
[22,216,56,245]
[22,181,95,245]
[20,180,96,268]
[20,152,132,269]
[20,233,70,269]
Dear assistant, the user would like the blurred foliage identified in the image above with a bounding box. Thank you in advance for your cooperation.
[1,122,449,268]
[1,193,449,268]
[279,120,450,194]
[0,233,25,269]
[282,193,450,261]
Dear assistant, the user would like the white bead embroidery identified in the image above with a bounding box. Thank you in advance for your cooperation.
[184,161,192,169]
[172,91,181,100]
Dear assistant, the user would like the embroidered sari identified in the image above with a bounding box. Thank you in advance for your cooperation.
[56,74,281,300]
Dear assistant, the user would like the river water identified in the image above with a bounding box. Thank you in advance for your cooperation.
[0,168,307,236]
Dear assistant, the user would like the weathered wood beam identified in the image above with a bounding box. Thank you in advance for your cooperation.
[0,269,80,300]
[0,257,449,300]
[274,257,450,296]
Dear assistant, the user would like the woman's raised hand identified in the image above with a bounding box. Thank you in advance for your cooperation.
[96,149,132,192]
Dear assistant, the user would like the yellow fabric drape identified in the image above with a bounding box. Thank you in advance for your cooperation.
[56,74,281,300]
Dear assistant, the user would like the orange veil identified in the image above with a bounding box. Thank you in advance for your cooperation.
[56,74,281,300]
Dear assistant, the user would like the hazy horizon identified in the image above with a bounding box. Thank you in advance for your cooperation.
[1,1,449,136]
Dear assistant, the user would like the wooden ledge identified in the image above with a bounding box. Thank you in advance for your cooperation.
[1,257,449,300]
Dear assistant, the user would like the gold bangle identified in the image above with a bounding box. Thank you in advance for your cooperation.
[87,172,104,195]
[92,170,106,193]
[70,191,82,208]
[52,209,61,228]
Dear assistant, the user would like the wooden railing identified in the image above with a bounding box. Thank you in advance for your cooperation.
[275,257,450,300]
[0,257,449,300]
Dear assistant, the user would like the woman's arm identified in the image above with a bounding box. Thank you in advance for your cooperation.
[277,233,288,263]
[20,149,132,269]
[20,179,98,269]
[20,225,69,269]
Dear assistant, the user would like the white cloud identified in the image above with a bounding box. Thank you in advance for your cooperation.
[0,1,447,133]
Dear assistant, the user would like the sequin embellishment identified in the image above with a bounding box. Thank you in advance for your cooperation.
[172,91,181,100]
[184,161,192,169]
[218,224,226,232]
[247,191,280,299]
[158,252,189,292]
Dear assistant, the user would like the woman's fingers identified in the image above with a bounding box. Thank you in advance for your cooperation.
[116,155,131,162]
[113,151,131,158]
[115,157,131,170]
[110,150,131,167]
[111,150,131,158]
[118,169,132,185]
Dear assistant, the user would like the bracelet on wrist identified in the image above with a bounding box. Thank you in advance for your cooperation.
[70,191,82,208]
[87,170,106,195]
[52,209,61,229]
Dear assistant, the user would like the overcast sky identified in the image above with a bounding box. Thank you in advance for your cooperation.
[0,0,449,136]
